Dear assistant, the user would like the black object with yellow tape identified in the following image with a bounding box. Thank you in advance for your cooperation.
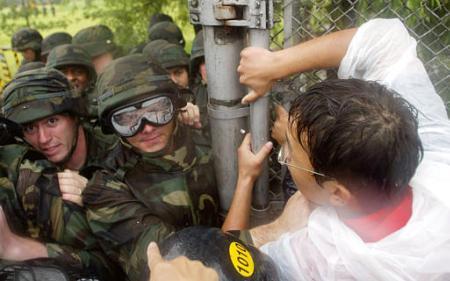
[158,226,280,281]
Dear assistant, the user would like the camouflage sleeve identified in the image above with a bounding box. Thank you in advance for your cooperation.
[84,170,176,281]
[44,203,124,280]
[15,159,124,280]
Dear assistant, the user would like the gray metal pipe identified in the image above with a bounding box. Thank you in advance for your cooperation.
[204,26,248,210]
[248,29,270,210]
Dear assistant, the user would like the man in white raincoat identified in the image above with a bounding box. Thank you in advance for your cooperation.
[147,18,450,281]
[223,18,450,281]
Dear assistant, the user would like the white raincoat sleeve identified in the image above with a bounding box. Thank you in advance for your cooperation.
[261,18,450,281]
[338,18,450,161]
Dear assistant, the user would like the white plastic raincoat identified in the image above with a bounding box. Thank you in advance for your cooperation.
[261,18,450,281]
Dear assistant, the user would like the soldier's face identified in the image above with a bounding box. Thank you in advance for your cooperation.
[20,48,36,62]
[22,114,78,163]
[167,66,189,89]
[92,52,113,75]
[125,120,175,153]
[60,65,89,92]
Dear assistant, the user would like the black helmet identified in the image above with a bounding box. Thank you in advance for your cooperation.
[157,226,280,281]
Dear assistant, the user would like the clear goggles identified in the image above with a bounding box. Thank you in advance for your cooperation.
[110,95,175,137]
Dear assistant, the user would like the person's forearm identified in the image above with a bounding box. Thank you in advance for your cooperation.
[3,236,48,261]
[222,176,255,232]
[248,220,282,248]
[271,28,357,80]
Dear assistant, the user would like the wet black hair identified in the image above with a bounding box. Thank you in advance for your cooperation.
[289,79,423,198]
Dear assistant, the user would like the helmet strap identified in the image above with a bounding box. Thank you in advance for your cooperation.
[56,117,81,168]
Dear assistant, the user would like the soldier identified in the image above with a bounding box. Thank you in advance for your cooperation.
[189,31,210,139]
[40,32,72,63]
[142,39,170,57]
[83,54,220,281]
[127,13,175,55]
[0,68,122,280]
[73,24,118,74]
[148,12,173,29]
[142,40,202,128]
[2,68,117,200]
[148,21,185,47]
[145,42,190,89]
[11,27,43,63]
[46,44,98,118]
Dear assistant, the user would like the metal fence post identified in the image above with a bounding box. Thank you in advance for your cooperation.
[247,0,273,210]
[204,25,247,210]
[189,0,273,212]
[189,0,248,211]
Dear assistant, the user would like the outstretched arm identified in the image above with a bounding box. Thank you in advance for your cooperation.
[249,191,311,248]
[0,207,47,260]
[238,28,356,104]
[147,242,218,281]
[222,134,273,231]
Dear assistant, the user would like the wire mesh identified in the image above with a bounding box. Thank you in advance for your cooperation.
[267,0,449,200]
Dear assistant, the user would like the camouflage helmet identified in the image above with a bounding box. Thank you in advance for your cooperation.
[41,32,72,56]
[148,13,173,29]
[146,43,189,70]
[190,31,205,77]
[142,39,170,58]
[2,68,84,124]
[73,25,116,57]
[46,44,97,89]
[11,28,43,52]
[148,22,185,47]
[96,54,187,133]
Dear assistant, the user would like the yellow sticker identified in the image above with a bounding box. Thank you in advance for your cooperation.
[229,241,255,277]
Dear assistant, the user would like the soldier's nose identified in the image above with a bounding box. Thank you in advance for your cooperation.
[37,127,51,144]
[141,123,157,134]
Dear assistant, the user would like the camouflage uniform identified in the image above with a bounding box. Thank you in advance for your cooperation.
[148,21,185,47]
[190,31,210,140]
[0,68,121,280]
[73,25,117,58]
[16,61,45,74]
[46,44,98,118]
[40,32,72,58]
[83,54,220,281]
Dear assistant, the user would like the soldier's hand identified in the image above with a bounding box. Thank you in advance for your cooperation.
[147,242,218,281]
[178,102,202,129]
[238,47,277,104]
[271,105,289,144]
[238,133,273,181]
[57,169,88,207]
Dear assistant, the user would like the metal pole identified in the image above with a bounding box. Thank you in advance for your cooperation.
[248,29,270,210]
[204,26,247,211]
[189,0,273,211]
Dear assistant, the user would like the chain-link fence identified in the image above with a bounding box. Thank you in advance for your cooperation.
[277,0,449,105]
[267,0,449,203]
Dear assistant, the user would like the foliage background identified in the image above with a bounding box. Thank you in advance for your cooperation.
[0,0,447,101]
[0,0,195,52]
